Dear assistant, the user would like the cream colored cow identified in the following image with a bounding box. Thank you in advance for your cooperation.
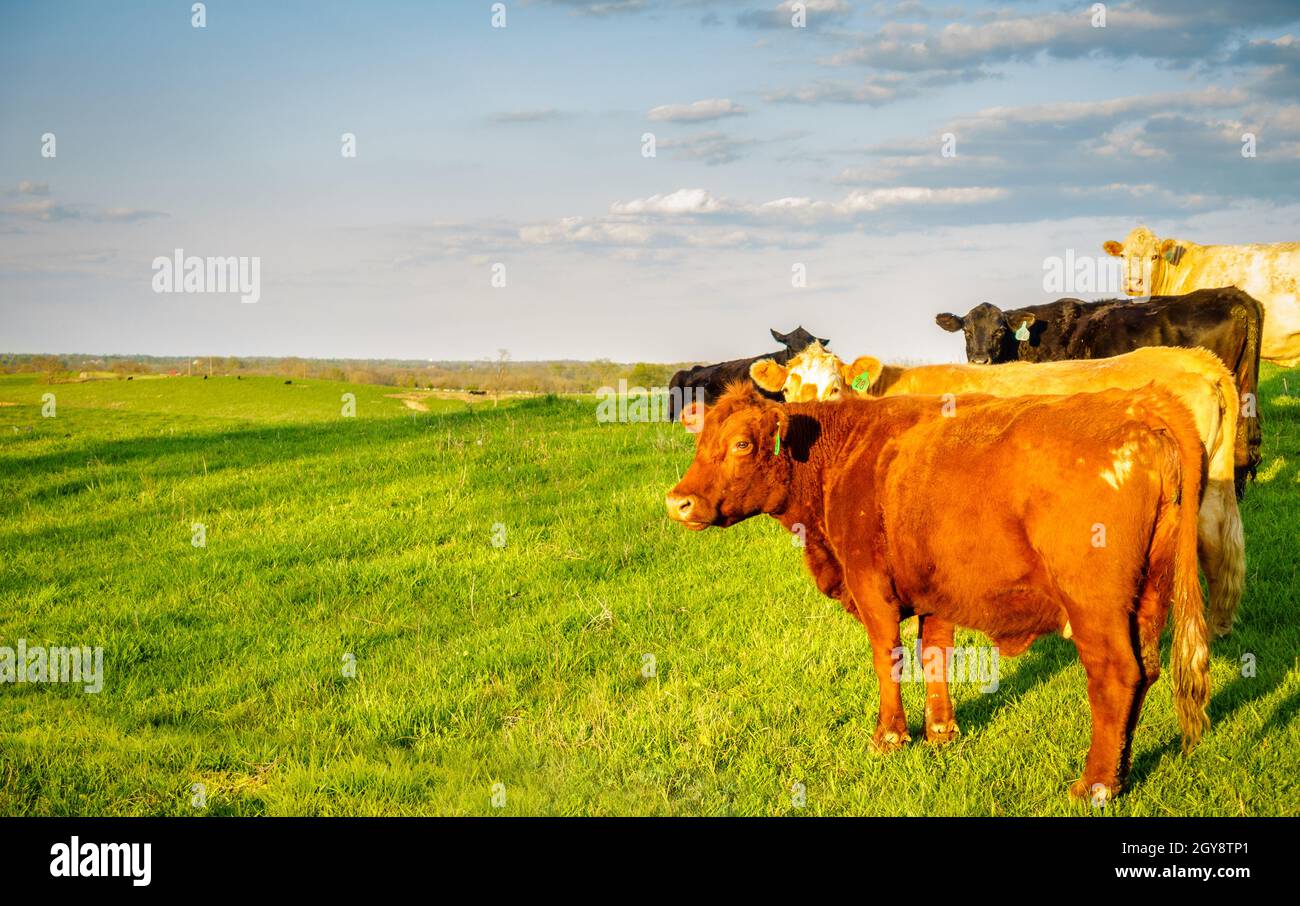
[750,343,1246,637]
[1102,225,1300,366]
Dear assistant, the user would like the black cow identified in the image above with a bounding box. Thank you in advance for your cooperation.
[667,326,829,420]
[936,287,1264,496]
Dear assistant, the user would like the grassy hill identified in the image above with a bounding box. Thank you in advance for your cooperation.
[0,369,1297,815]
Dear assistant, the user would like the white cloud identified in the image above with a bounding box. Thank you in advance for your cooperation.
[759,186,1007,220]
[647,98,747,122]
[822,4,1228,71]
[952,88,1247,133]
[520,217,659,246]
[1,194,168,224]
[610,188,729,215]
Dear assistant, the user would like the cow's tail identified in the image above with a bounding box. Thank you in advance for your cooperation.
[1236,290,1264,491]
[1157,395,1211,752]
[1244,293,1263,481]
[1205,361,1246,636]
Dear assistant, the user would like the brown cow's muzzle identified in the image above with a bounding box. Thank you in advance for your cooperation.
[665,492,710,530]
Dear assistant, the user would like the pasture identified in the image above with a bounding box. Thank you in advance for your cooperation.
[1,369,1297,816]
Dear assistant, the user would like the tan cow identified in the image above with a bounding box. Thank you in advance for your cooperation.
[750,343,1246,637]
[1102,225,1300,365]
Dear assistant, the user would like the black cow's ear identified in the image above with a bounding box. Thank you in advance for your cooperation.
[770,328,787,344]
[818,336,830,348]
[935,313,963,332]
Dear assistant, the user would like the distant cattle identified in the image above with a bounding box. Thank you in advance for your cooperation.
[935,288,1263,495]
[666,326,828,420]
[667,384,1210,800]
[1103,225,1300,365]
[753,343,1245,637]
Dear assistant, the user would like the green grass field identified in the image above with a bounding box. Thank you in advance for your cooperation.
[1,369,1297,816]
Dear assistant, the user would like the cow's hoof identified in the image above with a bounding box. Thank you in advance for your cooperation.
[1069,779,1116,805]
[925,720,960,745]
[871,728,911,753]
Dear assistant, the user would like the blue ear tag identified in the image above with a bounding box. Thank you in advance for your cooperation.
[774,432,781,456]
[851,372,871,392]
[1014,323,1030,342]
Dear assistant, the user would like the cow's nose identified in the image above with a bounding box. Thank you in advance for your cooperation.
[970,355,991,365]
[666,493,695,521]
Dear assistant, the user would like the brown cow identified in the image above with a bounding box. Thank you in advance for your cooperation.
[751,343,1245,636]
[666,384,1210,800]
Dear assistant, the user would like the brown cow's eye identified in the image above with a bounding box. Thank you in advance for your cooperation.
[732,440,751,453]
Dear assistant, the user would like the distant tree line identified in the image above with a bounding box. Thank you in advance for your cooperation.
[0,353,690,394]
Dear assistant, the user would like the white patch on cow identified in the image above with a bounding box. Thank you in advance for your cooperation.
[1100,440,1140,490]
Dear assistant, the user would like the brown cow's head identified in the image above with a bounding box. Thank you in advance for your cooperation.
[666,384,792,530]
[1102,225,1177,295]
[935,302,1035,364]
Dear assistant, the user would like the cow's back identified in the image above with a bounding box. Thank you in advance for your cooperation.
[996,289,1261,489]
[883,348,1233,483]
[822,390,1180,639]
[1004,298,1108,363]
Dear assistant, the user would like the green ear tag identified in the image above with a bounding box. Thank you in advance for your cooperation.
[851,372,871,392]
[774,433,781,456]
[1014,324,1030,342]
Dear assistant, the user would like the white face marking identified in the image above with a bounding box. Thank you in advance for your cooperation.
[782,343,845,402]
[1117,227,1164,294]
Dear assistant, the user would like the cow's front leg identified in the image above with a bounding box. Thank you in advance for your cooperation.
[855,595,910,752]
[919,614,960,745]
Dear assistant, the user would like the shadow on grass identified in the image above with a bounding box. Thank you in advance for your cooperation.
[3,397,590,513]
[2,405,496,479]
[949,632,1076,738]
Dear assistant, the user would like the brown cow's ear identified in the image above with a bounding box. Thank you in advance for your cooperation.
[935,313,963,332]
[750,358,789,393]
[763,406,789,455]
[1159,239,1184,266]
[841,355,881,393]
[680,400,707,434]
[1102,240,1124,257]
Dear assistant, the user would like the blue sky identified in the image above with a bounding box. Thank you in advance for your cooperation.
[2,0,1298,363]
